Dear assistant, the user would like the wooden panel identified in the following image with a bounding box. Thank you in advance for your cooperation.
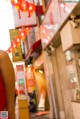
[72,102,80,119]
[19,108,30,119]
[60,21,80,52]
[18,99,30,119]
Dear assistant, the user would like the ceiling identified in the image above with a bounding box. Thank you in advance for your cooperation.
[72,3,80,16]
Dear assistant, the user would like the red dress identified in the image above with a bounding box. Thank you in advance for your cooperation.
[0,73,6,111]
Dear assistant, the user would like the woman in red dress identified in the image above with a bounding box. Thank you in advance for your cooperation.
[0,50,15,119]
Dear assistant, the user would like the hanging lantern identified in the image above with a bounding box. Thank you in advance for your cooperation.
[20,1,29,12]
[19,28,27,39]
[12,42,17,49]
[28,3,36,13]
[16,36,21,42]
[14,36,21,46]
[11,0,22,10]
[11,0,17,6]
[28,3,36,17]
[11,0,18,6]
[25,27,30,33]
[15,4,20,10]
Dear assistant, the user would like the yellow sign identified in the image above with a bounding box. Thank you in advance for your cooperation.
[9,29,23,62]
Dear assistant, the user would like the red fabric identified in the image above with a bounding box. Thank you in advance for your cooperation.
[25,39,41,60]
[0,73,6,111]
[36,5,44,16]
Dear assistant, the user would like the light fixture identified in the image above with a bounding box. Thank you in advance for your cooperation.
[27,65,31,68]
[39,70,43,74]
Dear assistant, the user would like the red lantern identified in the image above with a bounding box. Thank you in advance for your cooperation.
[19,28,27,39]
[12,42,17,49]
[16,36,21,42]
[14,36,21,46]
[11,0,22,10]
[25,27,30,33]
[28,3,36,13]
[20,1,29,12]
[11,0,18,6]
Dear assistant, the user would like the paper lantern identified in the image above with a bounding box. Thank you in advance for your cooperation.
[14,36,21,47]
[11,0,18,6]
[19,28,27,39]
[12,43,17,48]
[28,3,36,13]
[20,1,29,12]
[11,0,22,10]
[16,36,21,42]
[25,27,30,33]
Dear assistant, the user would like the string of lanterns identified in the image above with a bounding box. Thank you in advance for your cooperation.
[6,1,43,53]
[6,27,30,53]
[11,0,36,17]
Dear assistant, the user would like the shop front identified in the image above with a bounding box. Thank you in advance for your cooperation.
[33,53,50,112]
[24,39,50,115]
[40,1,80,119]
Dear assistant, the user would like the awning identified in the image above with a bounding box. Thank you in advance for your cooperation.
[25,39,42,60]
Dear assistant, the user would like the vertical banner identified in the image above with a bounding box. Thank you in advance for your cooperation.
[9,29,23,62]
[16,64,27,99]
[25,65,36,93]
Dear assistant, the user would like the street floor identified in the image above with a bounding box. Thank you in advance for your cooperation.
[30,113,50,119]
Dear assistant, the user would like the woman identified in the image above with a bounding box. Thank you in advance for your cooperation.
[0,50,15,119]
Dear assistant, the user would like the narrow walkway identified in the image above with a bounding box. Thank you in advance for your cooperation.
[30,113,49,119]
[30,111,50,119]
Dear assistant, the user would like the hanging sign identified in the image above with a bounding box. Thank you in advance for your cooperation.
[25,65,36,93]
[40,0,78,49]
[12,0,37,28]
[16,64,27,99]
[9,29,23,62]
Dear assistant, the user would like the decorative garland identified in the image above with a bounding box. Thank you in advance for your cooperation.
[11,0,36,18]
[6,27,30,53]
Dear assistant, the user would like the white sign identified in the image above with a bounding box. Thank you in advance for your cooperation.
[40,0,78,49]
[12,0,37,28]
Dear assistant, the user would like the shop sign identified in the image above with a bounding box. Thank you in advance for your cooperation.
[9,29,23,62]
[12,0,37,28]
[40,0,78,49]
[16,65,27,99]
[25,66,36,93]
